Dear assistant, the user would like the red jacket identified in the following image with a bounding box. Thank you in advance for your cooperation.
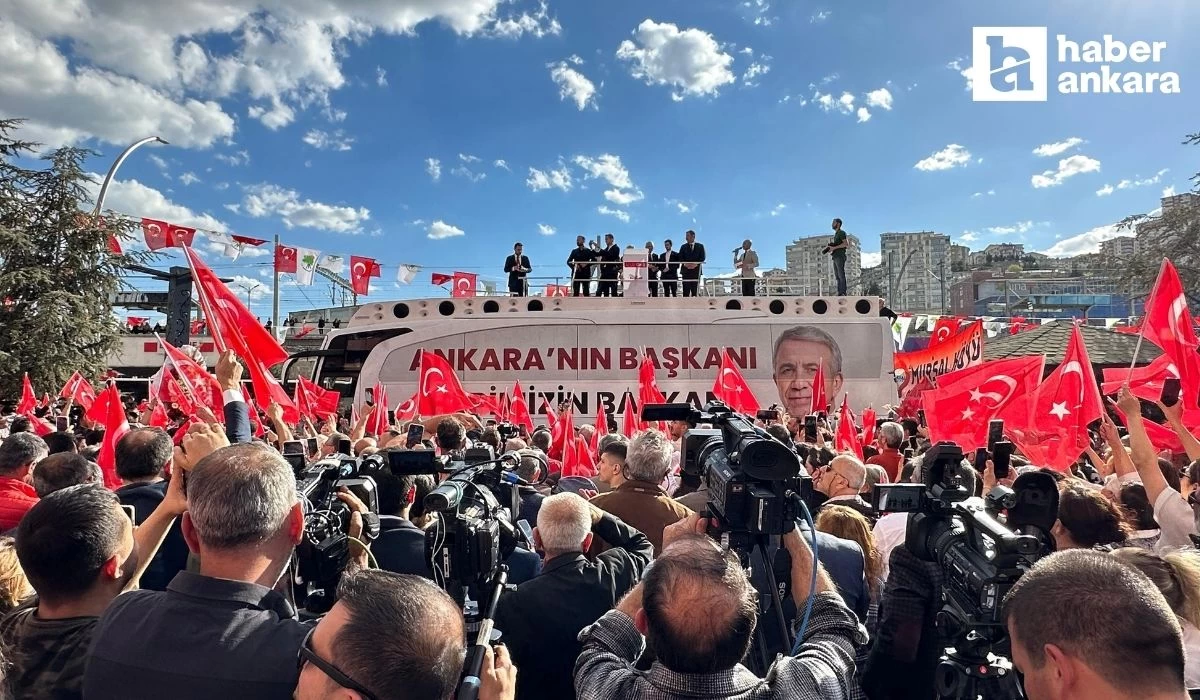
[0,477,39,532]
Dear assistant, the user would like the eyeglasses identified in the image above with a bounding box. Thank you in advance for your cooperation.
[297,626,378,700]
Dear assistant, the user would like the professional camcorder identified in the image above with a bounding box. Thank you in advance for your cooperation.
[292,453,382,615]
[873,440,1059,699]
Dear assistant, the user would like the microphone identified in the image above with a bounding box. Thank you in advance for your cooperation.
[732,248,741,254]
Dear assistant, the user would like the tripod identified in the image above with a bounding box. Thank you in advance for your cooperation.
[723,531,792,677]
[455,566,509,700]
[934,623,1025,700]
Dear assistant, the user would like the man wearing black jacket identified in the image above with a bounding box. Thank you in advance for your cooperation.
[567,236,595,297]
[644,241,659,297]
[364,466,432,579]
[597,233,621,297]
[493,492,652,700]
[659,239,679,297]
[504,242,532,297]
[115,429,190,591]
[678,229,706,297]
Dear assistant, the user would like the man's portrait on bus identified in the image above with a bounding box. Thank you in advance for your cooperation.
[771,325,844,418]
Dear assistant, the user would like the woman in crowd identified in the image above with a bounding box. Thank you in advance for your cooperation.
[1119,483,1161,549]
[1053,483,1130,549]
[0,537,30,615]
[1111,548,1200,688]
[816,505,883,631]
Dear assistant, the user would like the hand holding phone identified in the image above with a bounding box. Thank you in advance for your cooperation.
[1162,377,1182,408]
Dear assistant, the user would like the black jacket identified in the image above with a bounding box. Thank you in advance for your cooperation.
[598,244,621,280]
[492,513,652,700]
[504,255,531,287]
[659,249,680,279]
[646,252,660,280]
[678,242,706,276]
[373,515,433,579]
[567,247,595,279]
[116,481,189,591]
[223,398,252,445]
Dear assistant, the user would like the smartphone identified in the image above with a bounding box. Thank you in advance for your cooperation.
[974,447,989,475]
[282,440,305,455]
[804,415,818,442]
[917,409,927,428]
[993,441,1014,480]
[756,409,777,422]
[987,420,1004,451]
[55,416,69,432]
[121,504,137,525]
[1162,377,1182,408]
[516,519,535,548]
[875,418,886,430]
[306,437,318,455]
[908,436,920,452]
[337,438,353,455]
[406,422,425,449]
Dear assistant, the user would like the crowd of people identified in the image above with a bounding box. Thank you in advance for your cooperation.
[0,345,1198,700]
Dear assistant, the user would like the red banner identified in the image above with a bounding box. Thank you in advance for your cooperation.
[894,319,985,391]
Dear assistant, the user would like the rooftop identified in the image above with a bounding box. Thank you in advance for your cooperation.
[983,323,1161,366]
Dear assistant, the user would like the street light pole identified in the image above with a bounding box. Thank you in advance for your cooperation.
[91,136,169,215]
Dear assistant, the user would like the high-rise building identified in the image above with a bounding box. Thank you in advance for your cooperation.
[1098,236,1137,258]
[880,231,952,313]
[949,244,971,270]
[784,234,862,295]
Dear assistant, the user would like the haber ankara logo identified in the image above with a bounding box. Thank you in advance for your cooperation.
[971,26,1048,101]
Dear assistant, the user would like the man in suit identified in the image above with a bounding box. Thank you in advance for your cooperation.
[660,238,679,297]
[492,493,652,700]
[567,235,595,297]
[644,241,659,297]
[597,233,621,297]
[678,229,706,297]
[504,242,532,297]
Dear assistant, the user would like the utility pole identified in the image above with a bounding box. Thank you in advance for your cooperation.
[272,234,280,332]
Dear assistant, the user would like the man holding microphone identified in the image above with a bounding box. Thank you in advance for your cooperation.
[505,242,532,297]
[734,239,758,297]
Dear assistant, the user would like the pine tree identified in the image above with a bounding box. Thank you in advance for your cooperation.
[0,119,146,399]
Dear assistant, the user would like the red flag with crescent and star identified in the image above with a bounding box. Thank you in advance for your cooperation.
[861,407,877,447]
[1141,259,1200,408]
[810,357,828,416]
[928,318,962,349]
[394,392,419,424]
[416,351,474,416]
[591,400,610,456]
[431,272,453,286]
[367,383,390,437]
[350,256,380,296]
[59,371,97,410]
[90,384,128,489]
[140,218,195,249]
[1101,354,1182,405]
[835,395,863,460]
[508,381,534,433]
[275,245,299,273]
[452,272,478,298]
[712,349,760,415]
[922,355,1045,451]
[999,327,1103,471]
[621,390,640,438]
[16,374,36,415]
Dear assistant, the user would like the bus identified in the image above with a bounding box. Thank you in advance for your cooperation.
[285,294,899,419]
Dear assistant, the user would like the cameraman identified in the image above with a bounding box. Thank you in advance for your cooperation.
[84,436,372,699]
[493,493,652,699]
[437,418,467,456]
[368,466,433,579]
[575,513,864,699]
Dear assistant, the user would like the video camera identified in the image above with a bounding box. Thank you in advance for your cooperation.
[872,440,1059,699]
[643,401,816,546]
[292,453,382,615]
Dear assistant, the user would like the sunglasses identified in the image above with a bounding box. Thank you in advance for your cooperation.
[297,626,378,700]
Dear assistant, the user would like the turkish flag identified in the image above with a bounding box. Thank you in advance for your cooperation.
[712,350,760,415]
[545,285,570,297]
[540,398,558,432]
[16,374,36,415]
[638,353,667,406]
[141,218,172,251]
[922,355,1045,451]
[243,386,265,438]
[564,435,596,477]
[148,402,169,428]
[928,318,962,348]
[1101,354,1181,404]
[897,376,934,420]
[416,351,474,416]
[1142,259,1200,408]
[350,256,379,296]
[431,272,453,286]
[1110,403,1188,454]
[810,358,828,415]
[861,407,877,447]
[470,393,506,421]
[183,247,296,422]
[160,336,223,418]
[394,392,419,424]
[92,384,128,489]
[299,377,340,419]
[591,400,610,456]
[275,245,299,273]
[508,381,534,432]
[835,395,863,459]
[554,409,576,463]
[367,383,390,437]
[168,224,196,248]
[622,390,640,438]
[59,371,97,410]
[452,272,477,298]
[999,326,1103,471]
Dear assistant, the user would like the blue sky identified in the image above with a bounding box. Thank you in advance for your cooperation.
[2,0,1197,318]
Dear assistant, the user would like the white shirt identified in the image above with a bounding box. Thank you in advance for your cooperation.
[1153,487,1197,553]
[1183,619,1200,689]
[873,512,909,581]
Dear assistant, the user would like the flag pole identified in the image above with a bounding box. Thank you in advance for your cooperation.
[1125,258,1166,384]
[272,234,281,333]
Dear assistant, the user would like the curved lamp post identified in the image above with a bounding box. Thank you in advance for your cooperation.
[91,136,169,216]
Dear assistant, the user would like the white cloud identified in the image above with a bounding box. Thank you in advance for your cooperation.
[855,107,871,123]
[616,19,735,101]
[971,190,996,198]
[959,231,980,243]
[450,165,486,183]
[228,275,270,301]
[770,203,787,217]
[914,144,972,171]
[947,57,972,91]
[574,154,644,206]
[811,10,832,23]
[215,150,250,167]
[526,164,573,192]
[537,223,556,236]
[567,54,584,65]
[1164,185,1177,197]
[459,153,481,163]
[1040,222,1122,257]
[864,87,893,110]
[744,0,776,26]
[1031,154,1101,188]
[486,0,562,39]
[426,157,442,182]
[666,198,695,214]
[241,183,369,233]
[493,159,510,171]
[83,173,226,233]
[1096,168,1170,196]
[548,60,598,110]
[742,60,771,86]
[375,66,387,87]
[223,203,241,214]
[861,251,881,267]
[214,182,229,190]
[597,205,630,223]
[178,172,201,186]
[1096,183,1115,197]
[247,99,295,130]
[986,220,1035,235]
[148,154,169,171]
[302,128,354,151]
[1032,137,1084,157]
[427,220,465,240]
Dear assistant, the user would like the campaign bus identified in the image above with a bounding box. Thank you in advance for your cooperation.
[285,294,900,419]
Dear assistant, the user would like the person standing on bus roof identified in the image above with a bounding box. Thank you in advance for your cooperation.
[660,239,679,297]
[505,242,532,297]
[735,239,759,297]
[645,241,659,298]
[678,230,706,297]
[597,234,621,298]
[825,218,850,296]
[567,236,595,297]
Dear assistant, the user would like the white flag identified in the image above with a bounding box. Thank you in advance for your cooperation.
[396,264,420,285]
[482,280,497,296]
[891,315,913,348]
[296,248,321,285]
[317,254,345,275]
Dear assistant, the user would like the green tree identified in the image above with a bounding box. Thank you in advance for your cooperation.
[0,119,146,399]
[1006,263,1023,274]
[1117,132,1200,303]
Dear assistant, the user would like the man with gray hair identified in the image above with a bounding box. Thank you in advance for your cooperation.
[84,429,372,699]
[772,324,844,418]
[493,493,652,700]
[590,429,692,554]
[814,454,875,522]
[867,421,905,482]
